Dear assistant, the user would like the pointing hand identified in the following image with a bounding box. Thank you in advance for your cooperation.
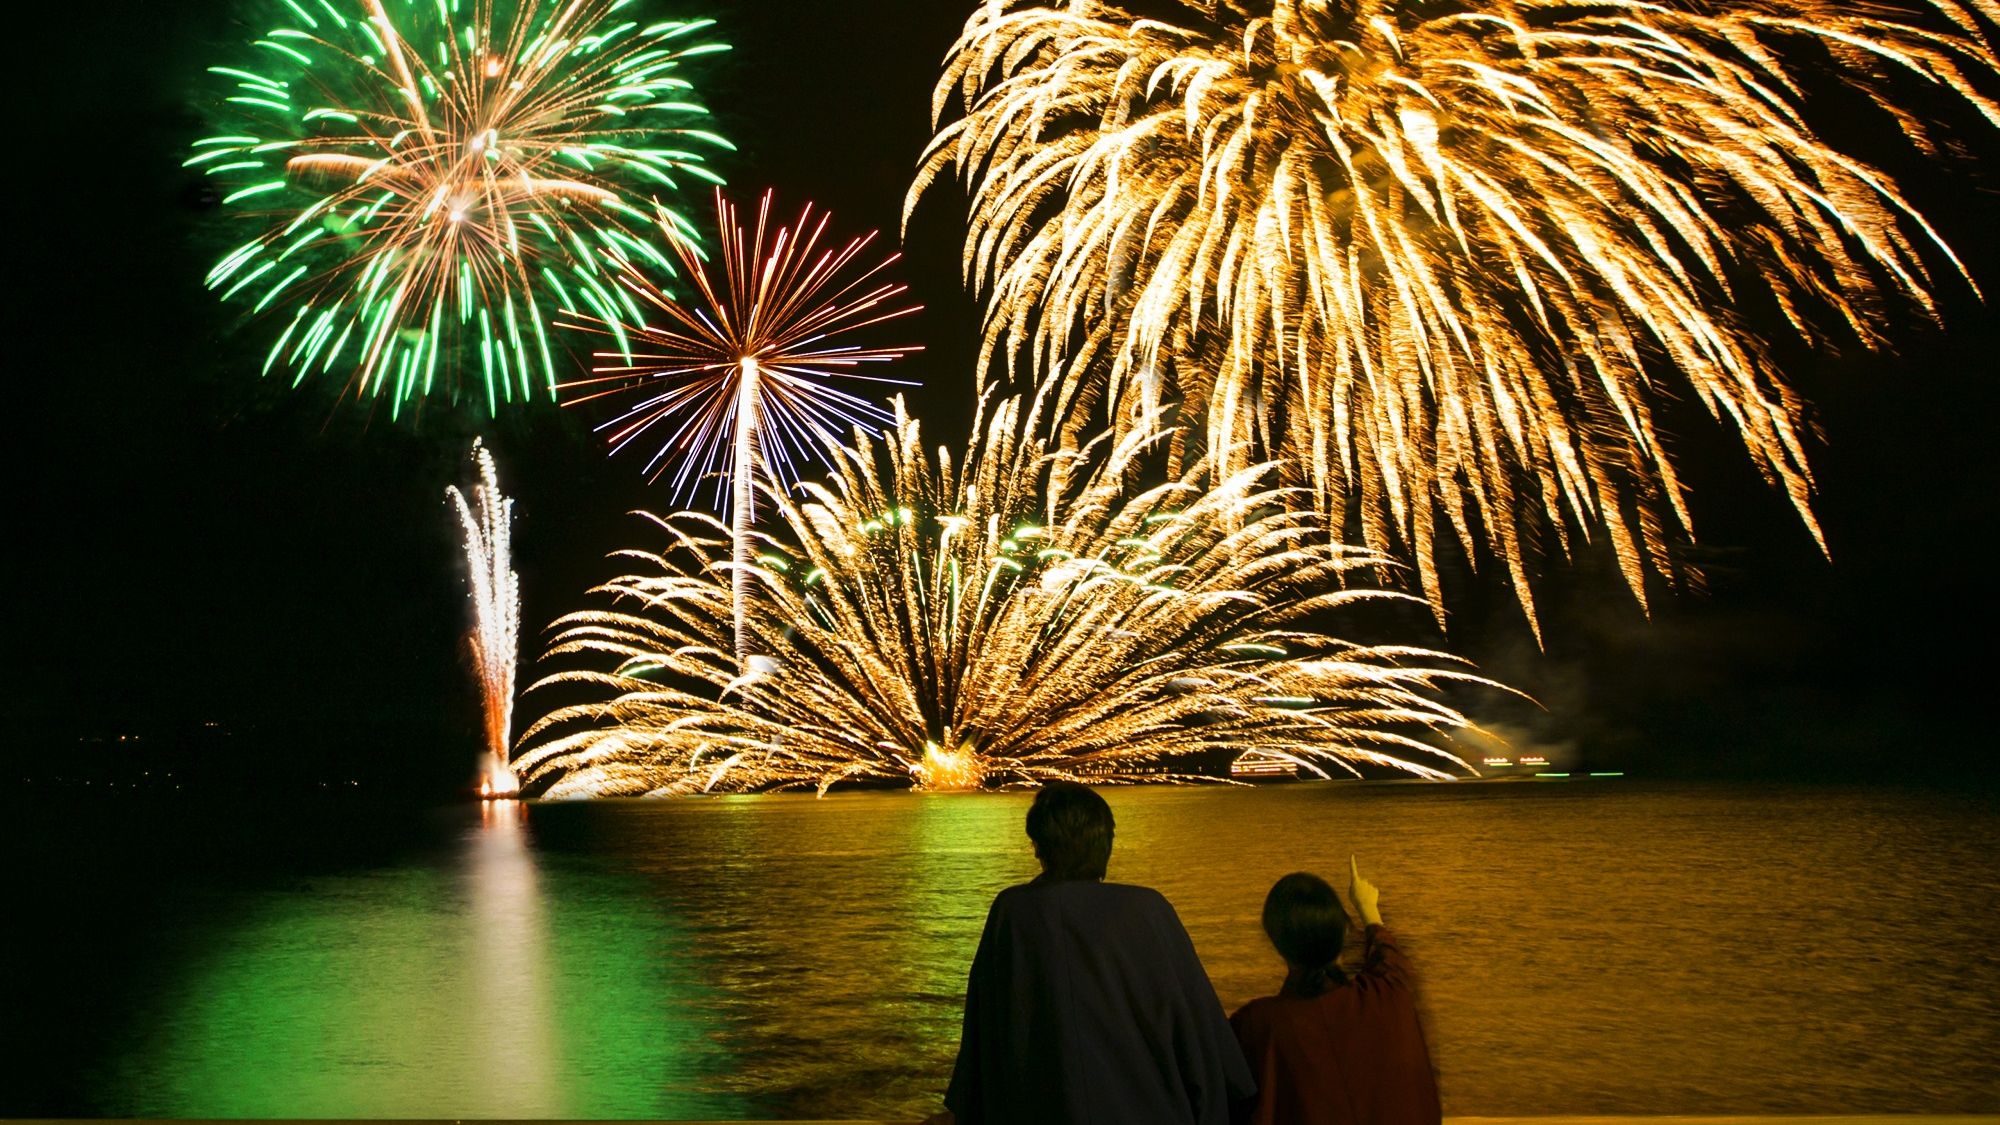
[1349,855,1383,927]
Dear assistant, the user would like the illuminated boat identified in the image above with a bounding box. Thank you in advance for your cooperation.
[1229,751,1297,780]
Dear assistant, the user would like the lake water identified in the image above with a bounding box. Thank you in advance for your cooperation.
[7,781,1998,1118]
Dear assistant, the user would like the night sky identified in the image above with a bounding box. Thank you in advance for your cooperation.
[8,0,1998,790]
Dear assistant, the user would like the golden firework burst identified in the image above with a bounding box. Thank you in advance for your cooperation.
[912,0,2000,634]
[516,389,1501,796]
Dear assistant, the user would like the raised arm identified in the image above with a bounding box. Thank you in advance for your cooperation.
[1350,856,1415,988]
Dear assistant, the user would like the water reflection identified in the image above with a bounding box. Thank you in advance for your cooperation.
[50,783,2000,1119]
[466,800,555,1115]
[529,784,2000,1118]
[538,790,1030,1112]
[103,800,747,1119]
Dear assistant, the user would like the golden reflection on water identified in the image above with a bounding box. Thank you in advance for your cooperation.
[90,783,2000,1119]
[566,784,2000,1118]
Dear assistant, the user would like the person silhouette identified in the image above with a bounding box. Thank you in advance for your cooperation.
[924,781,1254,1124]
[1228,859,1441,1125]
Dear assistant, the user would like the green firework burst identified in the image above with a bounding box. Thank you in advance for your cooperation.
[189,0,734,414]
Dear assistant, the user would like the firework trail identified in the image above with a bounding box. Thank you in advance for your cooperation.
[449,439,520,796]
[190,0,734,414]
[912,0,2000,634]
[559,189,923,663]
[515,385,1500,797]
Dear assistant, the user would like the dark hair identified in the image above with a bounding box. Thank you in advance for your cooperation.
[1026,782,1114,881]
[1262,872,1350,997]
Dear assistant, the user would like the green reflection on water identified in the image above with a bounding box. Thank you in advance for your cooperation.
[569,790,1032,1117]
[107,801,745,1119]
[868,792,1026,1091]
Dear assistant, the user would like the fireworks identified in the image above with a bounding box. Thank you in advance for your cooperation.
[558,189,922,661]
[191,0,733,413]
[557,189,924,499]
[912,0,2000,632]
[449,439,521,797]
[515,390,1496,797]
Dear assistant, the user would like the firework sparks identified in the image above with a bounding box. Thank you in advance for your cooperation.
[558,189,923,662]
[191,0,734,414]
[515,388,1499,798]
[449,439,521,797]
[558,189,924,499]
[911,0,2000,634]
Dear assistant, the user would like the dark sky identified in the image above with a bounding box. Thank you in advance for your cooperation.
[7,0,1997,782]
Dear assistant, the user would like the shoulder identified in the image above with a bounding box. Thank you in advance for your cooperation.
[1003,879,1172,910]
[1099,881,1177,912]
[987,878,1127,915]
[1230,994,1281,1025]
[1015,882,1193,945]
[986,881,1043,918]
[1095,882,1194,934]
[991,881,1036,904]
[1229,994,1291,1047]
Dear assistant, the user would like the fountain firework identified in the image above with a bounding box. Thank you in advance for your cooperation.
[449,439,521,797]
